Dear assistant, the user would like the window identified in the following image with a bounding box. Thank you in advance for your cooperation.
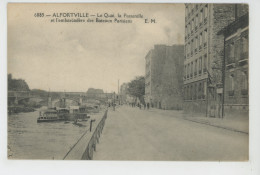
[195,59,198,74]
[204,54,207,71]
[199,9,203,24]
[198,83,202,99]
[203,29,207,45]
[241,71,248,90]
[194,83,197,100]
[184,65,186,78]
[187,65,189,77]
[188,23,190,35]
[241,36,249,59]
[187,42,190,55]
[203,81,207,98]
[230,75,234,90]
[196,36,199,50]
[187,86,190,100]
[199,57,202,73]
[235,40,240,61]
[195,37,198,51]
[242,36,248,53]
[228,75,235,96]
[204,5,208,19]
[230,43,235,57]
[195,15,198,27]
[191,19,194,31]
[228,43,235,63]
[191,40,194,55]
[199,33,203,47]
[188,63,190,77]
[191,62,193,77]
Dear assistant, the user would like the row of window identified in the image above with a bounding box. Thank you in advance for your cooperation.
[185,5,208,38]
[186,4,208,19]
[226,36,249,65]
[185,29,207,59]
[184,81,207,100]
[184,54,208,80]
[226,72,248,97]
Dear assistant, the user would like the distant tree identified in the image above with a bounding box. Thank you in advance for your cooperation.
[127,76,145,103]
[8,74,30,91]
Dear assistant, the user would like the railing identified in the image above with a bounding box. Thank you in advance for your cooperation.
[63,110,108,160]
[81,110,108,160]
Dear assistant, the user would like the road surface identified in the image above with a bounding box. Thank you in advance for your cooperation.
[94,106,248,161]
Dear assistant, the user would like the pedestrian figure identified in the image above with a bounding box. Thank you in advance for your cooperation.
[147,103,150,110]
[144,103,146,110]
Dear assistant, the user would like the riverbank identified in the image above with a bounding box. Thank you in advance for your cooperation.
[8,106,36,114]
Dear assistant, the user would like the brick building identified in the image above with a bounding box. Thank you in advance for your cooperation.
[218,7,249,116]
[184,4,244,117]
[144,45,184,110]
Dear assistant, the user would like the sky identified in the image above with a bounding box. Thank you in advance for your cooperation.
[8,3,184,92]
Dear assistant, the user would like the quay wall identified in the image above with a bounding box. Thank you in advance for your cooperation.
[63,110,108,160]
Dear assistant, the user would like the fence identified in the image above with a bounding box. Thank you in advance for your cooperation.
[81,110,108,160]
[63,110,108,160]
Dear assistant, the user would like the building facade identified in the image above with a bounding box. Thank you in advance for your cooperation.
[218,10,249,116]
[184,4,244,117]
[120,83,128,104]
[145,45,184,110]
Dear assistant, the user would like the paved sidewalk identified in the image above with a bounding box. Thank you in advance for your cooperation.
[93,106,248,161]
[146,108,249,134]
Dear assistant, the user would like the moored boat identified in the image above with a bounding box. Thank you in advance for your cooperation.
[37,109,66,123]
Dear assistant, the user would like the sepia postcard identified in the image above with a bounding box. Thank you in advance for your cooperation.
[7,3,249,161]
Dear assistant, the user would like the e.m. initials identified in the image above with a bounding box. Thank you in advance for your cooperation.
[145,18,156,23]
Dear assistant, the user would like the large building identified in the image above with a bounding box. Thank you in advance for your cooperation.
[183,4,247,117]
[145,45,184,110]
[218,9,249,116]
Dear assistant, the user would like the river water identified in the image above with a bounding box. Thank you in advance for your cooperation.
[8,107,92,160]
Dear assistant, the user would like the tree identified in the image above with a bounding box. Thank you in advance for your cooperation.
[8,74,30,91]
[127,76,145,104]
